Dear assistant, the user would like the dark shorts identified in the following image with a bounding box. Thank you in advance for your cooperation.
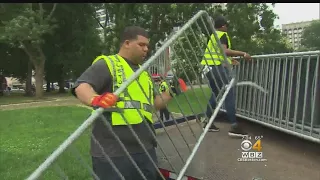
[92,148,158,180]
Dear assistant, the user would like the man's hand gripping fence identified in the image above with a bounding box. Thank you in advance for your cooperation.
[27,10,268,180]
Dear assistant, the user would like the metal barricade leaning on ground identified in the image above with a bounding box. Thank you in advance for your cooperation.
[26,10,268,180]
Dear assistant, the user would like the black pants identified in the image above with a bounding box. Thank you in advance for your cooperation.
[159,107,170,121]
[92,148,158,180]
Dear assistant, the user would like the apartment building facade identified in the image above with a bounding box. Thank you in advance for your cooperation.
[282,20,315,50]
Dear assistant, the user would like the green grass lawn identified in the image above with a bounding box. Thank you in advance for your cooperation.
[0,87,212,180]
[0,106,93,180]
[168,87,211,115]
[0,91,72,105]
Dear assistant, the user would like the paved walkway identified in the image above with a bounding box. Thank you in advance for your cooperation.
[156,119,320,180]
[0,97,80,111]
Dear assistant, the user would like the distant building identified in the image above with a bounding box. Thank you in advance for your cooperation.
[282,20,317,50]
[95,9,106,40]
[95,9,115,42]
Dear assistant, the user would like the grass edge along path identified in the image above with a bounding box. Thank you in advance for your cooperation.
[0,92,73,106]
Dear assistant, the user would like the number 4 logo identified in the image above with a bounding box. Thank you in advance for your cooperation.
[252,139,262,151]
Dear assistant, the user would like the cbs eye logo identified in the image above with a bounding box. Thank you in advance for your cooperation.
[241,139,262,151]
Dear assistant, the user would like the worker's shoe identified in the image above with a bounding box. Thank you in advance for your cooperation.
[201,117,220,132]
[228,125,248,137]
[203,122,220,132]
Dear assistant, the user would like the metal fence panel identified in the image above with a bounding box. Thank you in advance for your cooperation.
[231,51,320,143]
[26,10,267,180]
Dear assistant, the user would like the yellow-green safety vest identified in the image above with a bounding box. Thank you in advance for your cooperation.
[200,31,232,66]
[159,81,169,93]
[91,54,154,125]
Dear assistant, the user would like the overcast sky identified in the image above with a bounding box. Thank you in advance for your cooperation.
[272,3,320,28]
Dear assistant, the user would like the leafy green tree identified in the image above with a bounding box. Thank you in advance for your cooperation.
[92,3,216,57]
[301,20,320,50]
[225,3,292,54]
[43,3,102,93]
[0,3,58,98]
[0,43,36,96]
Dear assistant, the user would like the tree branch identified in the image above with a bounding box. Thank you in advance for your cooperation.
[20,41,36,65]
[93,15,105,29]
[46,3,57,20]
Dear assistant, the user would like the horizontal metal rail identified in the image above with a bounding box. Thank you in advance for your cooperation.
[228,51,320,143]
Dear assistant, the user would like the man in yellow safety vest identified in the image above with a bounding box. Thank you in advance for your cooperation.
[200,15,252,137]
[72,26,173,180]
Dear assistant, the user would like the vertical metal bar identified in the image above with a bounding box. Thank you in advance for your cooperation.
[310,55,319,136]
[286,56,295,129]
[262,58,270,122]
[272,58,281,125]
[235,60,241,111]
[251,58,259,119]
[293,56,302,131]
[301,55,311,134]
[257,58,265,120]
[247,58,255,117]
[238,59,246,113]
[279,57,288,128]
[242,60,249,115]
[267,58,275,124]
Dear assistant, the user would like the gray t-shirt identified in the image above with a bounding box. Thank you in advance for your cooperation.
[71,58,157,158]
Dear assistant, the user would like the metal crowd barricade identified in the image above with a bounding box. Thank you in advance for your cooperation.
[26,10,266,180]
[229,51,320,144]
[149,45,171,78]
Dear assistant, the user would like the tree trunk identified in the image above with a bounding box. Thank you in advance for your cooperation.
[51,83,55,90]
[34,61,45,98]
[24,61,33,96]
[58,78,65,93]
[46,82,51,92]
[21,37,49,99]
[57,64,65,93]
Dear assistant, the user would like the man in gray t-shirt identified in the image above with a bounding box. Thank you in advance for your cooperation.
[71,26,173,180]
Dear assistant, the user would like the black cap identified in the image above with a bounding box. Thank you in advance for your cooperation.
[214,15,228,29]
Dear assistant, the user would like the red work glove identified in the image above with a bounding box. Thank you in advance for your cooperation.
[91,92,118,108]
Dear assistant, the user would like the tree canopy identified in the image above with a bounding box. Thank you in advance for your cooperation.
[0,3,293,97]
[301,20,320,51]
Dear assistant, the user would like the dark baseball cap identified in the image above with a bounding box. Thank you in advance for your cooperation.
[214,15,229,28]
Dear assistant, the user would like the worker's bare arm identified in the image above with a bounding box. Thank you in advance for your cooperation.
[154,92,172,110]
[71,60,111,107]
[222,44,246,57]
[218,34,251,60]
[75,83,98,106]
